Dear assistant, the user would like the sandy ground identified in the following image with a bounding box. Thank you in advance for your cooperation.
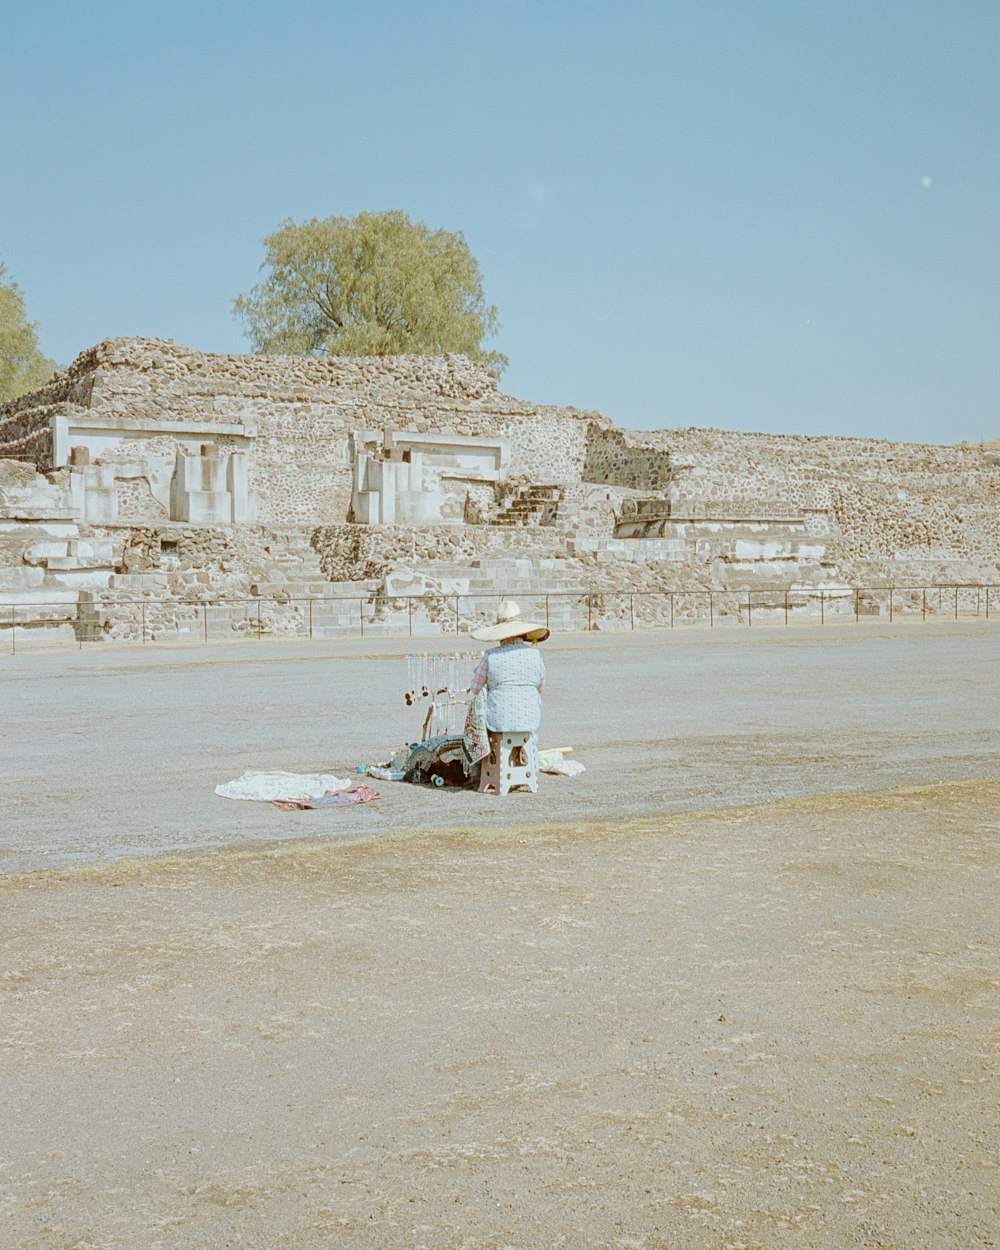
[2,623,998,1248]
[3,620,1000,873]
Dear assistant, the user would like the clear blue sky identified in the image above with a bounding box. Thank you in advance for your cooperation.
[2,0,998,443]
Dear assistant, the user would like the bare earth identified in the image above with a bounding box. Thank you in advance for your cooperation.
[2,623,998,1248]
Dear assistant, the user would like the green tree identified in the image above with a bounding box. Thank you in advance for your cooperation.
[234,210,506,374]
[0,262,57,402]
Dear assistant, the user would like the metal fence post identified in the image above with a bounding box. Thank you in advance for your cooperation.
[16,579,998,654]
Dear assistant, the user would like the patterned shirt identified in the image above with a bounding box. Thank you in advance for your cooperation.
[470,641,546,733]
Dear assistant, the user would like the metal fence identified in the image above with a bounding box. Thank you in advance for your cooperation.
[4,583,1000,654]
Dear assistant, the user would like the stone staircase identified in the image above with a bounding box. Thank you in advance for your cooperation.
[0,459,115,639]
[490,484,564,527]
[247,530,380,632]
[567,536,687,564]
[373,550,592,634]
[383,553,582,597]
[248,530,332,598]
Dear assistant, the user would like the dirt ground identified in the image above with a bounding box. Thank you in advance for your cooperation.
[3,620,1000,873]
[2,624,998,1248]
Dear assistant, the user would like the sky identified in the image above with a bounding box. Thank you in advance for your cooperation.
[1,0,998,443]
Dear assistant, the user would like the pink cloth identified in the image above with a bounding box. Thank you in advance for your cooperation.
[272,783,380,811]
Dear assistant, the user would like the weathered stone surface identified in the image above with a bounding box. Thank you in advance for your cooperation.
[0,565,44,590]
[2,337,999,642]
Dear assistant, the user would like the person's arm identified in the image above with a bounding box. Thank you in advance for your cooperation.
[537,651,546,693]
[470,653,489,695]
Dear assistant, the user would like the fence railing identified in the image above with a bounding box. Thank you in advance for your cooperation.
[3,583,1000,654]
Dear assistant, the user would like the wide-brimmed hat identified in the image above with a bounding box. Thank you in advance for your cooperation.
[470,600,550,644]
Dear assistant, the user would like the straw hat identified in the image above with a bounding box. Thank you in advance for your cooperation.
[470,600,550,644]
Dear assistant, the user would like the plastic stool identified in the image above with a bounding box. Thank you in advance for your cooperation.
[478,731,538,795]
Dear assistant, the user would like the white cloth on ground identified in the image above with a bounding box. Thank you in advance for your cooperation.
[538,752,586,777]
[215,769,354,802]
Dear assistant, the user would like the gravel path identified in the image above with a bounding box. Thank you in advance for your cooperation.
[2,622,997,1247]
[2,784,997,1248]
[2,620,998,874]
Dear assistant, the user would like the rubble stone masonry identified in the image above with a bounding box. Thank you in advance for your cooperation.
[0,338,603,526]
[2,337,999,643]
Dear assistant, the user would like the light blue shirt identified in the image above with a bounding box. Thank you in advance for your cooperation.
[470,641,546,732]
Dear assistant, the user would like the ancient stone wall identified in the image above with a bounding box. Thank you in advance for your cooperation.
[666,428,999,575]
[0,338,604,527]
[575,422,1000,579]
[311,522,575,585]
[580,426,673,491]
[3,338,1000,638]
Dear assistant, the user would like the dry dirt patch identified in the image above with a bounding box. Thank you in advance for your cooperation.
[2,783,998,1249]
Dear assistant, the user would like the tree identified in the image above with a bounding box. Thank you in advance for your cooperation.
[234,210,506,374]
[0,262,57,403]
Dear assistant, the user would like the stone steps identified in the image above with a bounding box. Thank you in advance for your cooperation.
[249,579,376,600]
[0,588,79,629]
[386,554,583,598]
[256,528,338,598]
[491,483,565,528]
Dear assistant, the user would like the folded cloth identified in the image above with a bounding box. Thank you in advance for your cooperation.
[215,769,354,802]
[272,783,380,811]
[538,752,586,777]
[368,766,406,781]
[463,689,490,764]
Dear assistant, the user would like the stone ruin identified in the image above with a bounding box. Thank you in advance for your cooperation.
[2,335,999,643]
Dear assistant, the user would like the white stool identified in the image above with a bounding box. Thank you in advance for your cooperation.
[478,731,538,795]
